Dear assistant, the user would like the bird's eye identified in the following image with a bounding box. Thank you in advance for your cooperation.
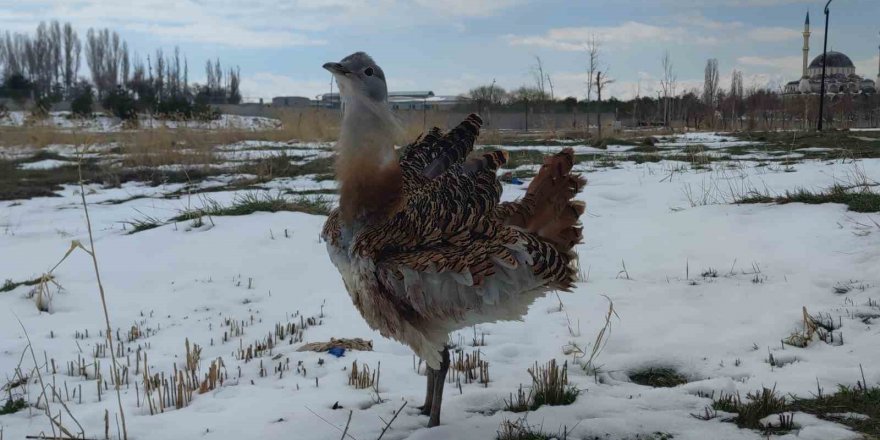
[364,67,374,77]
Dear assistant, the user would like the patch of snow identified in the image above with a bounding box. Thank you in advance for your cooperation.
[657,132,760,149]
[0,111,281,132]
[796,147,838,152]
[17,159,73,170]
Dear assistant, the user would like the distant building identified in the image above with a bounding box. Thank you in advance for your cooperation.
[317,91,467,110]
[272,96,312,107]
[784,12,877,95]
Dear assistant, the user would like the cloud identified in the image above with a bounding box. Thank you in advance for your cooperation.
[505,22,701,51]
[240,72,330,101]
[411,0,522,17]
[507,16,805,52]
[745,26,800,42]
[737,55,803,72]
[124,23,326,49]
[854,56,880,78]
[0,0,520,48]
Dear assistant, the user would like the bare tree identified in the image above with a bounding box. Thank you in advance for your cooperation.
[730,69,744,98]
[511,86,543,131]
[49,21,62,86]
[154,49,164,98]
[585,35,600,132]
[702,58,719,108]
[228,66,241,104]
[2,32,27,78]
[632,79,642,127]
[594,70,614,140]
[531,55,546,99]
[468,83,507,115]
[659,50,677,127]
[62,22,81,93]
[585,35,599,103]
[729,69,744,128]
[86,28,125,97]
[120,42,130,86]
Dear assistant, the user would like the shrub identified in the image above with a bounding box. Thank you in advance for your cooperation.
[102,87,137,121]
[156,94,220,121]
[0,73,34,105]
[71,83,95,118]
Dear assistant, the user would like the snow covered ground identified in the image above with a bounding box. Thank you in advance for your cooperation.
[1,149,879,439]
[0,111,281,132]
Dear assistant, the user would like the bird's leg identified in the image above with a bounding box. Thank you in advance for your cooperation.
[427,347,450,428]
[419,366,435,415]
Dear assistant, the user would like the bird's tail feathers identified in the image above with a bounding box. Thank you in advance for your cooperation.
[520,148,586,253]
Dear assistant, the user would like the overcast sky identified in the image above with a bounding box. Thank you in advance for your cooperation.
[2,0,878,101]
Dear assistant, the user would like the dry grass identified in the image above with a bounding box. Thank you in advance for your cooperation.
[497,417,568,440]
[347,361,379,390]
[710,387,792,434]
[449,349,490,386]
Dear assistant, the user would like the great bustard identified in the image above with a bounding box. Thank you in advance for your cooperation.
[321,52,585,427]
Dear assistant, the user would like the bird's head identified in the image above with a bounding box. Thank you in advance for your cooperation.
[323,52,388,104]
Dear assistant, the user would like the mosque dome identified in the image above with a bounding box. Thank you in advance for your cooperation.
[808,51,855,70]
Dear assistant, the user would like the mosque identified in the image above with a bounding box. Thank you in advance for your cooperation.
[783,12,878,95]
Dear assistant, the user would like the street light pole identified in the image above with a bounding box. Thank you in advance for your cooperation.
[817,0,832,131]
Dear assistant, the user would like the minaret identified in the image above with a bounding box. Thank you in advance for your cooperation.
[802,12,810,77]
[876,32,880,86]
[798,12,812,93]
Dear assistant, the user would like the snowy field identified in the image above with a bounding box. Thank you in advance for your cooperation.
[1,131,880,440]
[0,111,281,132]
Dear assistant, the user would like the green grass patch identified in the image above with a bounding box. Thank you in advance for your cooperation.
[712,387,788,433]
[1,397,27,415]
[788,384,880,437]
[285,188,338,196]
[701,383,880,437]
[239,155,335,180]
[737,185,880,213]
[496,418,569,440]
[629,367,689,388]
[505,360,578,413]
[628,144,660,153]
[172,192,332,223]
[125,192,333,234]
[598,137,642,147]
[735,130,880,159]
[502,139,582,147]
[123,212,165,234]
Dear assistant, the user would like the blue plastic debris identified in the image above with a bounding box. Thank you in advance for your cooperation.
[328,347,346,358]
[510,177,524,185]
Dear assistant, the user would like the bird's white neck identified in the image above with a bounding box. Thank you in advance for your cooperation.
[335,96,404,226]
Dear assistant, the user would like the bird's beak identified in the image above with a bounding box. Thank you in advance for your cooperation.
[323,62,350,76]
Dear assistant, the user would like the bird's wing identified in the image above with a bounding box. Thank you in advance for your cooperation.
[353,149,581,327]
[399,113,483,188]
[351,148,509,258]
[374,226,576,325]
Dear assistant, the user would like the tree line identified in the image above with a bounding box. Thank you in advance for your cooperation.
[0,21,242,120]
[464,43,879,133]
